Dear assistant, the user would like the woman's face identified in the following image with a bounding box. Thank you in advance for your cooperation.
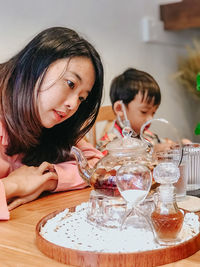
[37,57,95,128]
[126,91,159,134]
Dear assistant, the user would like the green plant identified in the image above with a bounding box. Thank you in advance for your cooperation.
[175,39,200,98]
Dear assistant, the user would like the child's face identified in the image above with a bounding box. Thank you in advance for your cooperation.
[37,57,95,128]
[126,91,159,135]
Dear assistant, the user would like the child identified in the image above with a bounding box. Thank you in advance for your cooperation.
[97,68,191,154]
[0,26,104,220]
[97,68,161,152]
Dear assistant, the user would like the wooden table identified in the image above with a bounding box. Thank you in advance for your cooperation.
[1,187,200,267]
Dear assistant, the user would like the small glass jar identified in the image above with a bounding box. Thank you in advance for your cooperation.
[151,184,184,245]
[87,190,127,228]
[154,147,187,201]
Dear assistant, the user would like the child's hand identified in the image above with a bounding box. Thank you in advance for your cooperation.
[153,137,192,153]
[153,139,175,153]
[181,138,192,145]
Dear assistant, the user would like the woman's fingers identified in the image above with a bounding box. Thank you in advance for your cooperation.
[8,186,45,210]
[43,171,58,182]
[8,197,26,210]
[5,162,58,205]
[38,161,57,175]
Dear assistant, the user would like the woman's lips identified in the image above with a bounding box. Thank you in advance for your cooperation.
[53,110,67,122]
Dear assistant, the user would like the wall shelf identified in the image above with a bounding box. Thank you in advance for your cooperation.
[160,0,200,30]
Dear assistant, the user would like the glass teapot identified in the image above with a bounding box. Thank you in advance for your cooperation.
[71,127,155,198]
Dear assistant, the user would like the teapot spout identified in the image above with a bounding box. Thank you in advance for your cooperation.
[71,146,93,186]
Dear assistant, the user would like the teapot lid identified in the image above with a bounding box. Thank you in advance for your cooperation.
[106,134,148,154]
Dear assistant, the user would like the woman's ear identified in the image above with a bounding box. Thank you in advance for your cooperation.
[113,101,124,120]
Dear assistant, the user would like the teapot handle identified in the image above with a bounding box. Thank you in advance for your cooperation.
[139,118,163,154]
[140,118,183,166]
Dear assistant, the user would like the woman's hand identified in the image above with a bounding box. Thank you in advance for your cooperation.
[7,179,58,211]
[2,162,58,209]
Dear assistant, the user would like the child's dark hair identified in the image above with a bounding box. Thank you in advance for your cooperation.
[0,27,104,165]
[110,68,161,107]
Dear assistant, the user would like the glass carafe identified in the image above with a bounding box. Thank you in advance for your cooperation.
[151,162,184,245]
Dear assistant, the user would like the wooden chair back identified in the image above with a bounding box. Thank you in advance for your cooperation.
[88,105,116,147]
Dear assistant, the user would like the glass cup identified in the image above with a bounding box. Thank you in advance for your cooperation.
[154,147,188,201]
[174,153,187,201]
[87,190,127,228]
[184,143,200,191]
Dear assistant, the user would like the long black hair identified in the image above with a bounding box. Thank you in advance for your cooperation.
[0,27,104,165]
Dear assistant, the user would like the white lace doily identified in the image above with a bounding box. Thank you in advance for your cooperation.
[40,202,200,253]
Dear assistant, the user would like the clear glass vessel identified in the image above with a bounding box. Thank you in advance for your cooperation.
[71,128,155,227]
[71,133,154,198]
[151,162,184,245]
[71,118,183,229]
[116,163,153,230]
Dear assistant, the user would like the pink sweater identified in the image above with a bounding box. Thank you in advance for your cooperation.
[0,122,103,220]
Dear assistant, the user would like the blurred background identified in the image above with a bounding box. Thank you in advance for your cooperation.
[0,0,200,141]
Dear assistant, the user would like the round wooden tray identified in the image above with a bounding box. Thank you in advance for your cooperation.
[36,208,200,267]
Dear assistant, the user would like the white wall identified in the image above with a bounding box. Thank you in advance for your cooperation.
[0,0,200,141]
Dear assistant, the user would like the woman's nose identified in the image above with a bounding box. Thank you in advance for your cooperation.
[64,94,79,111]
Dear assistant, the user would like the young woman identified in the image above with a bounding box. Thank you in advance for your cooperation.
[0,26,104,219]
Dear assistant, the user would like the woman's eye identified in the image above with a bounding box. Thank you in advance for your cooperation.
[141,111,147,114]
[79,96,86,103]
[67,80,75,89]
